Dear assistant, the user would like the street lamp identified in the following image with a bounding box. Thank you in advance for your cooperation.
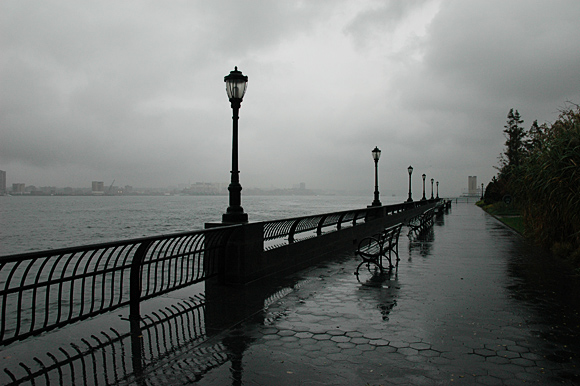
[407,165,413,202]
[436,181,439,199]
[421,174,426,201]
[370,146,382,207]
[222,66,249,223]
[430,178,434,200]
[481,183,484,200]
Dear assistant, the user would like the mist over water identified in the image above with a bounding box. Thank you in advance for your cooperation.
[0,194,408,256]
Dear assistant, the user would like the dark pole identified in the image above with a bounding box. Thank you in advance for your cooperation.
[223,67,248,223]
[436,181,439,199]
[407,166,413,202]
[371,146,381,206]
[421,174,426,201]
[481,183,484,200]
[372,158,381,206]
[430,178,434,200]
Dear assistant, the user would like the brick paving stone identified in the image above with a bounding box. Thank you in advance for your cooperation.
[311,333,332,341]
[369,339,390,346]
[330,335,350,343]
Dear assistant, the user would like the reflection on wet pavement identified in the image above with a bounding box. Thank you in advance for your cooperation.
[2,204,580,385]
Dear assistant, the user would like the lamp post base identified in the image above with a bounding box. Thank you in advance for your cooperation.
[222,211,248,224]
[406,198,413,202]
[370,200,382,207]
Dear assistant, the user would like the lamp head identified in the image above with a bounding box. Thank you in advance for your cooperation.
[224,66,248,100]
[371,146,381,161]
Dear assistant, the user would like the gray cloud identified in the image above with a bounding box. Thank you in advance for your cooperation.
[1,0,579,197]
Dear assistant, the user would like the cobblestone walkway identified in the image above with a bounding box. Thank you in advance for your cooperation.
[131,204,580,385]
[2,204,579,385]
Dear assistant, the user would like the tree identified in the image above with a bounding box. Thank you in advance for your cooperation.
[510,105,580,256]
[488,104,580,261]
[502,109,527,169]
[526,119,547,154]
[491,109,527,200]
[483,176,506,203]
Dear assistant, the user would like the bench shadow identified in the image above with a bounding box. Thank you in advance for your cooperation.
[356,269,400,322]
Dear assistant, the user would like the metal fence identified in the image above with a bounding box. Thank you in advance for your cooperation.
[262,202,417,250]
[0,226,237,346]
[451,196,481,204]
[0,200,435,347]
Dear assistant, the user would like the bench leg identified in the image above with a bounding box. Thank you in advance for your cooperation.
[354,259,385,277]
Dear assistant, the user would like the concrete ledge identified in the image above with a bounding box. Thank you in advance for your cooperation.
[222,202,438,285]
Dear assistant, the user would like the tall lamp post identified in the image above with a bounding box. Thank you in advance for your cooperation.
[481,183,484,200]
[436,181,439,199]
[407,165,413,202]
[222,67,249,223]
[421,174,426,201]
[430,178,434,200]
[370,146,382,207]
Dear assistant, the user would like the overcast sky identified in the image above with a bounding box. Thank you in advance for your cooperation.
[1,0,579,197]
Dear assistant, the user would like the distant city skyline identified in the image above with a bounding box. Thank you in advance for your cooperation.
[1,167,477,198]
[1,169,333,196]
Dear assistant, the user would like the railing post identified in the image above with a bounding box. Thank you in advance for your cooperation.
[288,219,299,243]
[130,240,153,321]
[130,317,145,384]
[337,213,346,230]
[317,215,328,236]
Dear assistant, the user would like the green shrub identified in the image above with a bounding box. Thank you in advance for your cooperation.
[512,106,580,253]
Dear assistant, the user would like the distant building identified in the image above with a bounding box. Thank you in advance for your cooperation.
[292,182,306,190]
[12,183,25,194]
[92,181,105,195]
[0,170,5,194]
[468,176,477,196]
[184,182,225,195]
[39,186,56,195]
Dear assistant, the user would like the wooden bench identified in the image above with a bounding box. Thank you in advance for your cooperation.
[355,223,403,275]
[406,208,435,237]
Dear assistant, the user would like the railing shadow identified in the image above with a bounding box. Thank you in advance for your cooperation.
[3,294,208,385]
[2,276,301,386]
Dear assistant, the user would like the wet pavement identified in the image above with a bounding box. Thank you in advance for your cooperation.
[2,203,580,385]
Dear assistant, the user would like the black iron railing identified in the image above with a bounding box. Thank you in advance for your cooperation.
[0,226,237,346]
[262,202,417,250]
[0,200,436,347]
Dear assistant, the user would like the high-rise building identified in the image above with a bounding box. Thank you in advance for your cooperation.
[468,176,477,196]
[0,170,6,194]
[12,183,25,194]
[92,181,105,195]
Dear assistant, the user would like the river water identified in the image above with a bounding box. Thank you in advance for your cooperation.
[0,194,408,256]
